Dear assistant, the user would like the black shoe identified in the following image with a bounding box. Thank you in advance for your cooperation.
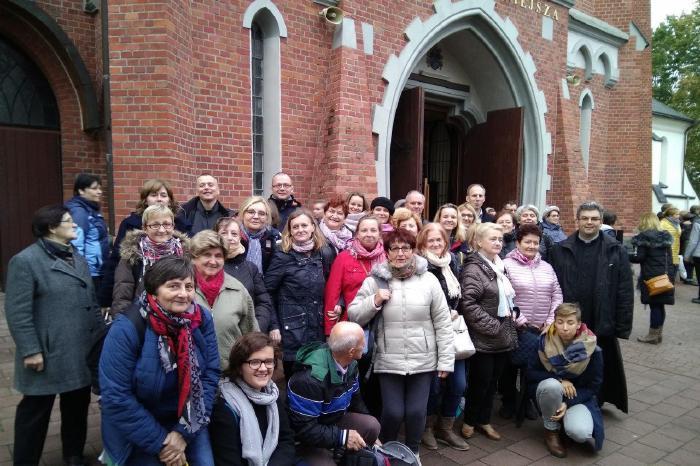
[64,456,90,466]
[525,399,539,420]
[682,279,698,286]
[498,404,514,419]
[692,298,700,304]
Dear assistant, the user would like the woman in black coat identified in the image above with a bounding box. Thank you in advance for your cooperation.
[210,332,295,466]
[264,209,336,379]
[239,196,281,274]
[216,217,278,340]
[630,213,675,344]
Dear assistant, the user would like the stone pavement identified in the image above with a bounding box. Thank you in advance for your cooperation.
[0,279,699,465]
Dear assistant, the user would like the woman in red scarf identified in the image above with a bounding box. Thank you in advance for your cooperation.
[99,256,220,465]
[190,231,259,369]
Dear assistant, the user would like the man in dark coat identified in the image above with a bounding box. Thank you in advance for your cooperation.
[548,201,634,413]
[465,183,495,223]
[268,172,301,229]
[181,174,233,235]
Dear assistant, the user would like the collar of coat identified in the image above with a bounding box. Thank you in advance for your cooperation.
[631,230,673,249]
[371,254,428,281]
[558,230,620,253]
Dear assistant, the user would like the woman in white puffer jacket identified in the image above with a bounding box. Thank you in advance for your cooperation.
[349,229,454,458]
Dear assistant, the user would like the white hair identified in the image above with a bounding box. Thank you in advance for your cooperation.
[328,322,364,353]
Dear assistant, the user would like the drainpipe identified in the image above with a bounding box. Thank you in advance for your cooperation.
[101,0,115,233]
[682,120,699,207]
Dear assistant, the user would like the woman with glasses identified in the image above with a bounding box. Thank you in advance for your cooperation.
[5,205,101,466]
[460,223,517,442]
[348,229,454,459]
[112,204,188,314]
[458,203,478,229]
[190,231,259,369]
[264,209,336,379]
[209,332,295,465]
[216,217,278,343]
[239,196,281,275]
[319,195,353,253]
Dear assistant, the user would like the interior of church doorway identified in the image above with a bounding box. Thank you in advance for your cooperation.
[0,37,62,287]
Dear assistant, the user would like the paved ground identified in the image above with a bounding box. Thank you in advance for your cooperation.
[0,274,699,465]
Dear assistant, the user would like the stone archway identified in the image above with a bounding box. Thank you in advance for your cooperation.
[372,0,551,207]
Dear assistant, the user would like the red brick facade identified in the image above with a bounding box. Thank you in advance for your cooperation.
[1,0,651,233]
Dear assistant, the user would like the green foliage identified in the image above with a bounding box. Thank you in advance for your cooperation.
[652,1,700,193]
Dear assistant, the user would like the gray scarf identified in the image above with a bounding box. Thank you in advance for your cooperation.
[219,377,280,466]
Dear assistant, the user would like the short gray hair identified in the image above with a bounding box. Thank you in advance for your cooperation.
[576,201,603,219]
[405,190,425,201]
[516,204,540,222]
[327,321,364,353]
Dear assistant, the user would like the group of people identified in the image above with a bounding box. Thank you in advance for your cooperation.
[5,171,656,466]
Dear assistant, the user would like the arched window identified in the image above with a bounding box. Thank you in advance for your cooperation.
[0,38,59,129]
[579,91,594,173]
[244,1,286,196]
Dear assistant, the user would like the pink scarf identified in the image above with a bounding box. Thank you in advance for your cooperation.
[347,238,386,269]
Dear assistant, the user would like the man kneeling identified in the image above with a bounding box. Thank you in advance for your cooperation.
[528,303,604,458]
[287,321,380,465]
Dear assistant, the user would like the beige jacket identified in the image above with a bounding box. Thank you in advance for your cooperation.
[195,273,259,369]
[348,255,454,375]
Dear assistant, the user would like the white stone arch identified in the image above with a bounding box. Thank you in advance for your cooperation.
[243,0,288,37]
[578,88,595,109]
[372,0,552,207]
[569,40,594,80]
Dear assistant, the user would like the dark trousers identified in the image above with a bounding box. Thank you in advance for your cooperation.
[694,258,700,298]
[650,303,666,328]
[378,372,433,452]
[498,360,518,409]
[14,385,91,465]
[297,412,380,466]
[465,352,509,426]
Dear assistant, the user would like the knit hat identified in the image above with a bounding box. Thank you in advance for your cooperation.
[542,205,560,220]
[370,196,395,216]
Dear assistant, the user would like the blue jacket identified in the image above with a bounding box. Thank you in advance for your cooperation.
[528,347,605,451]
[66,196,110,276]
[99,302,220,465]
[541,220,567,244]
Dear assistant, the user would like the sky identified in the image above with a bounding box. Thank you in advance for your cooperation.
[651,0,697,28]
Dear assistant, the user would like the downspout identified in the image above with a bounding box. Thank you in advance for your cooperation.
[682,120,699,203]
[101,0,115,233]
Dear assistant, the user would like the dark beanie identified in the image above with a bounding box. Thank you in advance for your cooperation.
[370,196,395,216]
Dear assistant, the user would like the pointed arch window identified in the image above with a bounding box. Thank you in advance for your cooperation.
[579,91,594,173]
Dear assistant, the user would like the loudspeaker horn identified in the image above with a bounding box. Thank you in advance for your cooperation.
[319,7,344,25]
[566,75,581,87]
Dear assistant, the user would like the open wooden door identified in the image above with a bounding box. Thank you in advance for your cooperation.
[390,87,424,200]
[460,107,524,211]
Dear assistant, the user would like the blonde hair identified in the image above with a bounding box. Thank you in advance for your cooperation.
[434,203,467,243]
[280,209,327,253]
[472,222,503,252]
[239,196,272,229]
[637,212,661,232]
[663,207,680,218]
[554,303,581,322]
[141,204,174,226]
[391,207,422,232]
[190,230,228,258]
[416,223,449,257]
[458,202,479,224]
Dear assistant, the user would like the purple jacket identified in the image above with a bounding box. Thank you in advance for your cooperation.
[503,249,562,328]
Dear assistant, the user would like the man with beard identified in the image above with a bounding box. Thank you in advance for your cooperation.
[548,201,634,413]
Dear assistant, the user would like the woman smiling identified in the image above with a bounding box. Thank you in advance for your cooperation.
[319,195,353,253]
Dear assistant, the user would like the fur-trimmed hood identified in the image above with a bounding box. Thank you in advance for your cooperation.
[119,229,190,264]
[631,230,673,249]
[370,254,428,281]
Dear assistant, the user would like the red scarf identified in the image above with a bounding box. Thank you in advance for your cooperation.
[146,293,202,417]
[195,269,224,307]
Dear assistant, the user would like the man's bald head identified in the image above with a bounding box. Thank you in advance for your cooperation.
[328,321,365,355]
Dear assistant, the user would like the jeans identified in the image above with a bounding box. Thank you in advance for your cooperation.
[125,428,214,465]
[465,352,509,426]
[13,385,91,465]
[427,359,468,417]
[536,378,593,443]
[378,372,433,452]
[649,303,666,328]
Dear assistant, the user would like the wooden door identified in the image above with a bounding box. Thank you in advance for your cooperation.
[460,108,524,211]
[0,126,62,285]
[390,87,424,200]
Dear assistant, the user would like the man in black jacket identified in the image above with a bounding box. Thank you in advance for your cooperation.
[269,172,301,229]
[548,201,634,413]
[287,321,379,465]
[181,174,233,235]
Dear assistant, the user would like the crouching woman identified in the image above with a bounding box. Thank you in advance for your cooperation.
[527,303,604,458]
[209,332,295,465]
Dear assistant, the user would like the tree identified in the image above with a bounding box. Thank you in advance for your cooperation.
[652,2,700,193]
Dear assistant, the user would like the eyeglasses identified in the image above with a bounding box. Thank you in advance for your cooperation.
[246,359,276,370]
[244,209,268,217]
[388,246,412,253]
[272,183,292,189]
[146,222,174,231]
[579,216,601,222]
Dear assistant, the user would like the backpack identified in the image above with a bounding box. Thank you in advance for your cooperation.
[86,304,147,394]
[341,441,419,466]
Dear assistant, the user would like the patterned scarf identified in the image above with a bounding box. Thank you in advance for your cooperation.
[139,235,184,267]
[539,322,597,378]
[347,238,385,269]
[344,212,366,232]
[241,225,265,273]
[292,238,315,254]
[319,219,353,251]
[195,268,224,307]
[389,255,416,280]
[423,251,461,299]
[143,293,208,434]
